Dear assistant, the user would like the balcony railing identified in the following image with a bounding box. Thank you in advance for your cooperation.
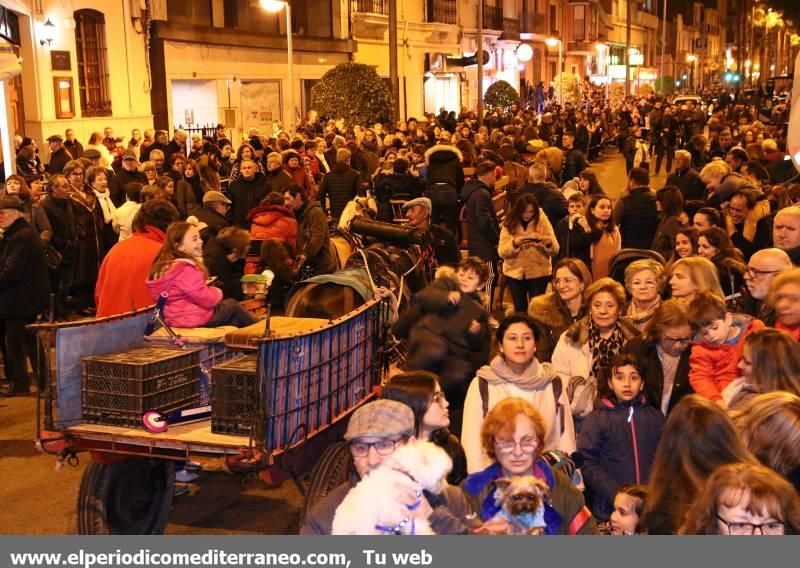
[351,0,388,15]
[502,18,520,40]
[427,0,457,25]
[483,4,503,30]
[521,12,546,35]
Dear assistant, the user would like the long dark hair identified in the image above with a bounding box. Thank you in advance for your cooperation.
[504,193,540,230]
[586,194,615,232]
[382,371,440,438]
[699,227,745,266]
[579,171,605,196]
[656,185,684,218]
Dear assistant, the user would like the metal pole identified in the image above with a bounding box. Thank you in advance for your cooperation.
[625,0,632,96]
[389,0,399,122]
[558,40,563,105]
[286,3,295,134]
[477,0,484,125]
[660,0,667,91]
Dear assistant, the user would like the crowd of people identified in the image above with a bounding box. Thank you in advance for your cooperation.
[2,83,800,536]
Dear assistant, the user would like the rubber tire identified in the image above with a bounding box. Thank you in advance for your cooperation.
[300,441,354,525]
[78,458,175,535]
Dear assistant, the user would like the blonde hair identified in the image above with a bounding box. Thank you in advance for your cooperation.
[767,267,800,308]
[731,392,800,480]
[624,259,666,294]
[584,277,627,308]
[678,462,800,535]
[670,257,724,298]
[699,160,731,184]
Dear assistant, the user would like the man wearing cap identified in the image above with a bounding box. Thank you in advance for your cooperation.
[402,196,459,269]
[0,195,50,396]
[82,148,114,181]
[109,152,147,207]
[300,399,473,535]
[195,191,231,244]
[46,135,73,176]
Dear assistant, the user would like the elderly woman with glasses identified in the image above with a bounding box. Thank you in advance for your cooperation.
[382,371,468,485]
[463,397,597,535]
[622,299,695,416]
[624,259,666,332]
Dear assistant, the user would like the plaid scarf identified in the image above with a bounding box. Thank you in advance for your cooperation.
[588,319,625,381]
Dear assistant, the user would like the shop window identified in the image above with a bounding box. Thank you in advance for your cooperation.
[74,9,111,117]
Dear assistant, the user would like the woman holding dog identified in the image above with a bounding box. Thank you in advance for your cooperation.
[462,397,598,535]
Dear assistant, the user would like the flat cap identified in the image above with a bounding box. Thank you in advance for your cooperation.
[0,195,24,211]
[344,399,414,441]
[402,196,432,212]
[121,151,138,161]
[202,190,232,205]
[46,134,63,143]
[83,148,101,159]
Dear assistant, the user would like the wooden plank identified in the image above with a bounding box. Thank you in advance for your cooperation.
[67,420,247,449]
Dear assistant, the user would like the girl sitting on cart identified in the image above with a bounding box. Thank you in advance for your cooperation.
[147,220,258,329]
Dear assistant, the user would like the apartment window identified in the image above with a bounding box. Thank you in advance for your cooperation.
[74,9,111,117]
[167,0,213,26]
[573,5,585,42]
[549,3,558,34]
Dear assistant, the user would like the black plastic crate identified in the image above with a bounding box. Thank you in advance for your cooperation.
[211,354,258,436]
[82,345,201,428]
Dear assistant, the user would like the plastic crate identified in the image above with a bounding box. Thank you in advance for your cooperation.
[211,354,259,436]
[81,345,201,428]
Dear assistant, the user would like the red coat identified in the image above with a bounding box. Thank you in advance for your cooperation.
[283,164,316,200]
[689,316,765,401]
[95,227,165,317]
[247,204,298,253]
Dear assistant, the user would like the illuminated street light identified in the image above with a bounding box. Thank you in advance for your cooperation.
[545,37,563,105]
[259,1,294,133]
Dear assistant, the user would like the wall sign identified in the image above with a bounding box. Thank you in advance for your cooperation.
[51,51,71,71]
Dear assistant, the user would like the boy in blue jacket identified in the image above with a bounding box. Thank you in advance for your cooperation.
[577,353,665,521]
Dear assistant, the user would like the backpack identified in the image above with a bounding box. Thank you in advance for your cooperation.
[478,376,565,436]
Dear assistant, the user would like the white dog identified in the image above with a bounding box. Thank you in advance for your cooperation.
[331,441,452,535]
[338,195,377,231]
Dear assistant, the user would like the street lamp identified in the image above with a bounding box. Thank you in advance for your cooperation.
[260,0,294,134]
[545,37,562,105]
[686,54,697,92]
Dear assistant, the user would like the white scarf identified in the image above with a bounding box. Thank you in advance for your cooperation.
[93,188,117,225]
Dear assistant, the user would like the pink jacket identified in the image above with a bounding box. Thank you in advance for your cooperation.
[146,259,222,328]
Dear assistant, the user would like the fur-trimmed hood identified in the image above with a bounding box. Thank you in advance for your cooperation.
[528,292,575,330]
[424,144,464,165]
[563,315,640,346]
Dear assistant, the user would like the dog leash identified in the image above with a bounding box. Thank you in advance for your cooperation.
[374,489,422,535]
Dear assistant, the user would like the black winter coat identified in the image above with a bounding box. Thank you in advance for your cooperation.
[613,187,659,250]
[520,182,569,227]
[577,393,665,521]
[109,168,147,207]
[425,145,465,190]
[317,163,361,221]
[622,336,693,414]
[562,148,588,181]
[460,179,499,261]
[0,217,51,318]
[665,167,705,202]
[47,147,73,177]
[375,173,424,222]
[195,207,230,244]
[228,174,269,228]
[41,195,78,264]
[204,238,245,301]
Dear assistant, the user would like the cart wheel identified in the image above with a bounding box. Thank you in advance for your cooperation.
[78,458,175,534]
[300,441,354,525]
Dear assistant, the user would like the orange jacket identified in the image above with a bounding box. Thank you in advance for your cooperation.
[689,316,765,401]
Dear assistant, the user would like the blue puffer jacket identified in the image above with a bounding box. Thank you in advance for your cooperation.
[576,393,665,521]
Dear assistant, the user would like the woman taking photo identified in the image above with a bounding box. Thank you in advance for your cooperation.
[382,371,468,485]
[2,175,51,243]
[651,185,687,259]
[498,194,559,313]
[527,258,591,363]
[643,395,757,534]
[463,397,597,535]
[697,227,747,306]
[462,314,576,474]
[623,259,666,332]
[679,462,800,535]
[552,277,640,419]
[668,256,724,303]
[623,299,695,416]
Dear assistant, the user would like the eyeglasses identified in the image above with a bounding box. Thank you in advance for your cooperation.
[662,336,692,345]
[716,514,785,535]
[432,391,447,406]
[746,266,780,278]
[350,438,404,458]
[494,437,538,455]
